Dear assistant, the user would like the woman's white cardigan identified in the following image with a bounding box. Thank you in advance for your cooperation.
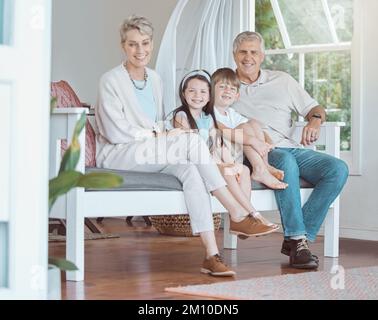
[95,64,164,169]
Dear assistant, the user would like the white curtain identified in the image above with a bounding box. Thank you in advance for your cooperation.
[156,0,246,114]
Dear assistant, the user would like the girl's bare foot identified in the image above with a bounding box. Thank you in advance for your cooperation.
[251,167,288,190]
[267,165,285,181]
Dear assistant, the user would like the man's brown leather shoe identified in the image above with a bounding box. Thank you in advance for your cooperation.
[288,238,319,269]
[281,239,319,263]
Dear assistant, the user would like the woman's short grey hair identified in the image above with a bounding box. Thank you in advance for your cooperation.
[120,15,154,43]
[233,31,265,53]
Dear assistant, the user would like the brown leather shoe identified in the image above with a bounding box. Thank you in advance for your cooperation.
[281,239,319,263]
[288,238,319,269]
[201,254,236,277]
[230,214,278,238]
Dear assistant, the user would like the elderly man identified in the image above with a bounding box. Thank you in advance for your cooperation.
[232,31,349,269]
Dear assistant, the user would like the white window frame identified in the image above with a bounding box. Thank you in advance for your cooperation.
[245,0,361,175]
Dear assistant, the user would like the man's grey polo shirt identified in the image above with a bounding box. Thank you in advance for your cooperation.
[232,69,319,148]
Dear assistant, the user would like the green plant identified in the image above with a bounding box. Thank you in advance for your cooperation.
[48,110,123,270]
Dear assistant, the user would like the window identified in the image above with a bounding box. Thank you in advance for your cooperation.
[0,223,8,288]
[255,0,354,152]
[0,0,13,45]
[0,0,4,44]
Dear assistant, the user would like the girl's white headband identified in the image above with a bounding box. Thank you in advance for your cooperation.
[181,70,211,90]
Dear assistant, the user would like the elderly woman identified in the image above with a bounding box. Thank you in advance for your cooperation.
[95,15,274,277]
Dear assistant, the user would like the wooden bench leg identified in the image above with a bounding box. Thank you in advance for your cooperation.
[223,212,237,249]
[125,216,152,226]
[324,197,340,257]
[143,216,152,226]
[84,218,102,233]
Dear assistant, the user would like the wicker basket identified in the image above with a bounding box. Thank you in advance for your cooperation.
[150,213,222,237]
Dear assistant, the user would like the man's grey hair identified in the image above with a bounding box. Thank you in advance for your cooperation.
[120,15,154,43]
[233,31,265,53]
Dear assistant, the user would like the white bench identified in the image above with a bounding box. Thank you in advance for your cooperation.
[49,108,343,281]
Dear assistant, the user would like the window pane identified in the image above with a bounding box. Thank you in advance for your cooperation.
[305,51,351,151]
[0,223,8,288]
[0,0,4,44]
[328,0,354,42]
[0,0,12,45]
[278,0,333,45]
[256,0,285,49]
[261,53,299,82]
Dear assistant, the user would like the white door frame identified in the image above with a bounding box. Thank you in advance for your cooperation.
[0,0,51,299]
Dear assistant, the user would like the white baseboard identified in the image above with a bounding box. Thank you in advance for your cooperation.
[337,227,378,241]
[260,212,378,241]
[316,226,378,241]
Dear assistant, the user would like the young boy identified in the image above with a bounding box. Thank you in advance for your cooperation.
[212,68,288,190]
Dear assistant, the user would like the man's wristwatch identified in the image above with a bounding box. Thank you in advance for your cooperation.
[311,113,322,120]
[311,113,323,122]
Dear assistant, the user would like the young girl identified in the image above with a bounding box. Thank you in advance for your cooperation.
[172,70,278,234]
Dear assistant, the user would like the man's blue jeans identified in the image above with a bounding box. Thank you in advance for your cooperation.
[268,148,349,242]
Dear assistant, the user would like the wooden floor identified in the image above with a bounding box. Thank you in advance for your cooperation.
[49,218,378,300]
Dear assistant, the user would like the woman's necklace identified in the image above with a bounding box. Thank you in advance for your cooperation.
[124,63,148,90]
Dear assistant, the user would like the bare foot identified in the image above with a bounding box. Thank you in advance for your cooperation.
[252,167,288,190]
[267,165,285,181]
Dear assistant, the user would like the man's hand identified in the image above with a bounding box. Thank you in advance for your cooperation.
[301,118,321,146]
[302,105,325,146]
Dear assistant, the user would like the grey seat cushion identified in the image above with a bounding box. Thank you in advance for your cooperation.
[85,168,183,191]
[85,168,314,192]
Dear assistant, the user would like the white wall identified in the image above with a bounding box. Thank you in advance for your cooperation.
[51,0,177,105]
[338,0,378,241]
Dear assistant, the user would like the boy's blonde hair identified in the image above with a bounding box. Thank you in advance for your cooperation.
[211,68,241,92]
